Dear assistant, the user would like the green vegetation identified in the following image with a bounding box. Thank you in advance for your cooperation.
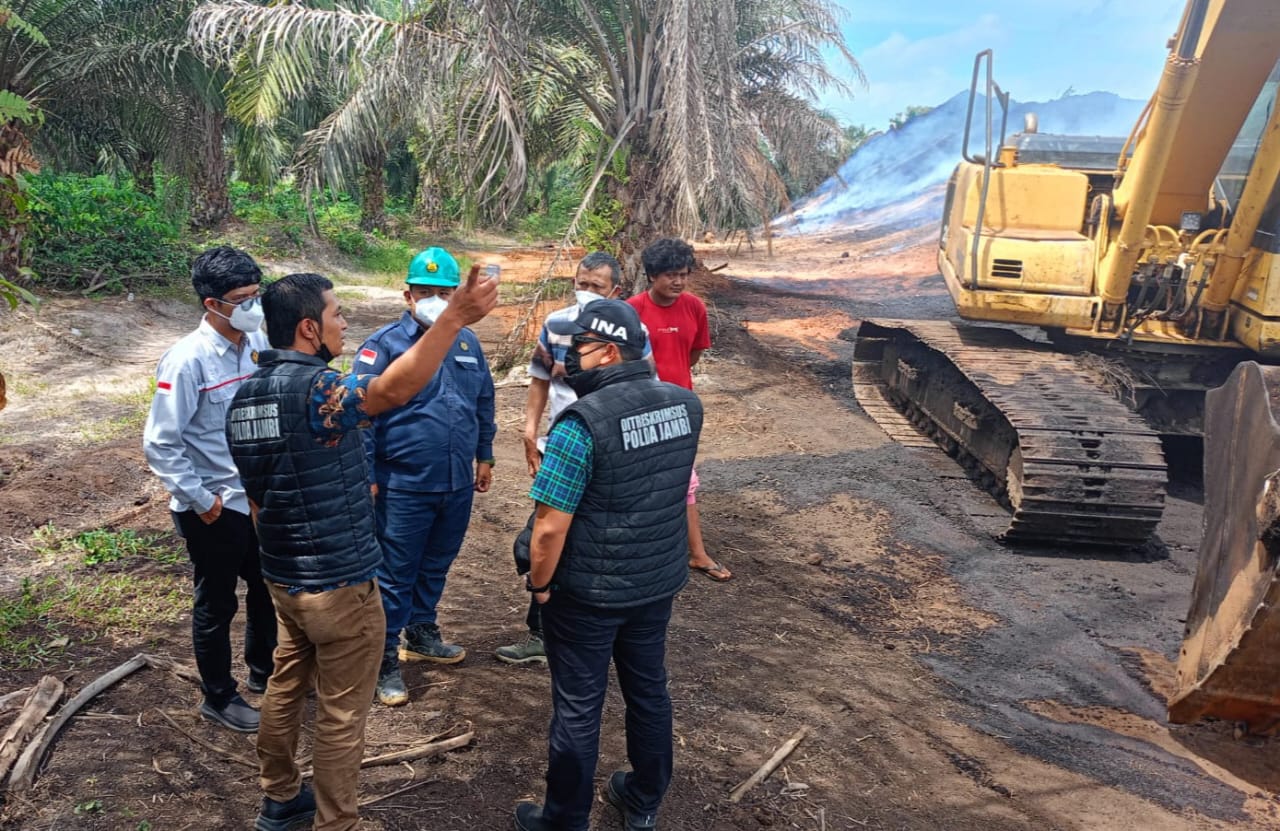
[890,105,935,131]
[0,526,187,667]
[26,173,191,291]
[1,0,860,295]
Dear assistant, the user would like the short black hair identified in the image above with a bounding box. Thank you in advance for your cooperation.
[262,272,333,349]
[579,251,623,286]
[191,246,262,300]
[641,238,695,279]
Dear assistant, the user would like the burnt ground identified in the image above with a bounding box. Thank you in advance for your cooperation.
[0,234,1277,830]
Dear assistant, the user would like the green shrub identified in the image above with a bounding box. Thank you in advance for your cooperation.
[26,173,191,291]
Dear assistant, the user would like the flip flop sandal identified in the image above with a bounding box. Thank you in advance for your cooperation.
[691,561,732,582]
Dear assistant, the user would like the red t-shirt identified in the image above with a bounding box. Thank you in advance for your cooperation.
[628,291,711,390]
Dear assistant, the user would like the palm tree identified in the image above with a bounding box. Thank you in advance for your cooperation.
[41,0,236,228]
[190,0,859,276]
[1,0,59,290]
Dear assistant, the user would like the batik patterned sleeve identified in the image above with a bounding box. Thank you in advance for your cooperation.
[529,413,593,514]
[308,369,376,446]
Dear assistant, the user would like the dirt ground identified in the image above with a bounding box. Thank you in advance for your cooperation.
[0,230,1278,830]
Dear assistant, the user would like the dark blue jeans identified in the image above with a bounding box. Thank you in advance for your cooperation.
[374,486,474,653]
[173,508,276,705]
[541,594,674,831]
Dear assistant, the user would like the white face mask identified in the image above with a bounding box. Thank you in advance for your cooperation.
[230,300,265,333]
[575,290,606,309]
[415,295,449,325]
[211,297,265,333]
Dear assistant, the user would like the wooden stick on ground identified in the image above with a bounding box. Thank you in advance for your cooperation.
[9,654,148,792]
[0,687,34,716]
[358,777,439,807]
[140,653,202,687]
[728,726,811,804]
[149,708,256,770]
[0,677,64,787]
[299,731,474,780]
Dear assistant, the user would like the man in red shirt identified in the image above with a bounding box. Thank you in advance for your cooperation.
[628,238,733,582]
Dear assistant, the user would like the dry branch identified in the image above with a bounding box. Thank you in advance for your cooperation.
[0,687,33,716]
[0,677,64,787]
[141,654,203,687]
[358,776,438,807]
[300,731,474,779]
[9,654,148,792]
[728,726,810,803]
[150,708,256,770]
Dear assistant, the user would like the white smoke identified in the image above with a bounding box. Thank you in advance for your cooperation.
[780,91,1147,238]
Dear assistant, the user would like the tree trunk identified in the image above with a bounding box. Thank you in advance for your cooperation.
[0,121,36,283]
[359,148,387,233]
[131,149,157,197]
[610,153,666,294]
[415,167,444,230]
[189,106,230,230]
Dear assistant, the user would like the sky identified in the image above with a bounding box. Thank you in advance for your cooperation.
[821,1,1187,130]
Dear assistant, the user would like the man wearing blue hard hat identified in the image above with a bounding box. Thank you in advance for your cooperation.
[356,246,497,706]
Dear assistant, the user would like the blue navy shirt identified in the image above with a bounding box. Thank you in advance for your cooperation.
[357,311,496,492]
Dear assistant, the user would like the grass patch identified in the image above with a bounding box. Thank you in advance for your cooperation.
[78,411,148,444]
[0,527,188,667]
[353,237,419,279]
[77,379,154,444]
[71,528,184,567]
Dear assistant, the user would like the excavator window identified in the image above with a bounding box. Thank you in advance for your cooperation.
[1215,60,1280,216]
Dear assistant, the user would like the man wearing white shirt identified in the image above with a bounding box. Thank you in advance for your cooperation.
[143,246,275,733]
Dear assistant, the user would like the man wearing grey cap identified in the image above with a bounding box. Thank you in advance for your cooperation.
[513,299,703,831]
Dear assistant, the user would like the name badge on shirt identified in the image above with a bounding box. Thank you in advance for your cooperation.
[454,355,478,365]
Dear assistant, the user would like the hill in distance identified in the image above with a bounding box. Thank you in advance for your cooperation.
[781,90,1147,240]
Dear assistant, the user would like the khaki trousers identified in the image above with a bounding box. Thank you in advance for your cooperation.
[258,579,384,831]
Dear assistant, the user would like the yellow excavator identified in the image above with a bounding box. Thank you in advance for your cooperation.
[852,0,1280,729]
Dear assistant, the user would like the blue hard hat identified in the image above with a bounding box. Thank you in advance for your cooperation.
[407,247,460,287]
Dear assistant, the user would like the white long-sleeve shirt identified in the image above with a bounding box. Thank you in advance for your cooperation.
[142,317,268,516]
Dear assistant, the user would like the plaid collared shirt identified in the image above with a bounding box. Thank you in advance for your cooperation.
[529,414,593,514]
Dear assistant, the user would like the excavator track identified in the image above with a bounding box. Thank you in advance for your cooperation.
[853,320,1167,546]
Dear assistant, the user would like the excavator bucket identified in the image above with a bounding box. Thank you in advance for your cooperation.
[1169,362,1280,729]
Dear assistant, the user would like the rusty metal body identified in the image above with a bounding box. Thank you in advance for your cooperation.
[1169,362,1280,728]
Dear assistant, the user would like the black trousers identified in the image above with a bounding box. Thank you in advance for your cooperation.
[526,596,542,635]
[541,594,674,831]
[173,508,276,705]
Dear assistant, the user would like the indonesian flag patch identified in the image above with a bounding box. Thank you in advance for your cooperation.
[156,380,174,395]
[357,348,379,365]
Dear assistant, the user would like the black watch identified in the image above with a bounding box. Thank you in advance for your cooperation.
[525,573,551,593]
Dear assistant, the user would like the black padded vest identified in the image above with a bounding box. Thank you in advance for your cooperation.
[227,350,381,586]
[553,361,703,607]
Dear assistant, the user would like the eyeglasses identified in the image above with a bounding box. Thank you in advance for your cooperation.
[214,293,260,312]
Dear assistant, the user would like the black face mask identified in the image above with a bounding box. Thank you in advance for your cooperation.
[563,343,610,396]
[312,319,335,364]
[564,343,607,378]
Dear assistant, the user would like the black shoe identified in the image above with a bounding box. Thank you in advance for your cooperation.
[373,655,409,701]
[606,771,658,830]
[513,802,555,831]
[200,694,259,733]
[255,782,316,831]
[245,672,270,694]
[401,623,466,664]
